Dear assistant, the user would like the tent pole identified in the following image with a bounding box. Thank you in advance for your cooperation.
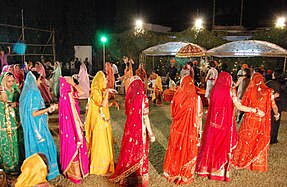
[153,56,155,69]
[284,57,286,72]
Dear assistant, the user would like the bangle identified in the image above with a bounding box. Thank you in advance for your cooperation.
[255,108,259,114]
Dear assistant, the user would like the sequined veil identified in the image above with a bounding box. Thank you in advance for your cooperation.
[110,76,149,187]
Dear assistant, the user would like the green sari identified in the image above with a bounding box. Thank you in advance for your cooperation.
[0,73,24,173]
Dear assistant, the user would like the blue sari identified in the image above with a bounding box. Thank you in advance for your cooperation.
[19,71,60,180]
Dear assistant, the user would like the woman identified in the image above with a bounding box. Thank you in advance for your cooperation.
[13,64,24,90]
[232,73,279,172]
[110,76,155,187]
[195,72,264,182]
[51,61,62,101]
[118,61,133,93]
[19,71,60,180]
[32,62,53,104]
[0,72,24,174]
[14,153,51,187]
[163,75,203,184]
[151,69,163,106]
[85,71,117,175]
[105,62,115,98]
[205,60,218,104]
[78,62,90,99]
[59,77,89,183]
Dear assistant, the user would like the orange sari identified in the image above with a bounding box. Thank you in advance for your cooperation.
[232,73,272,172]
[163,76,203,184]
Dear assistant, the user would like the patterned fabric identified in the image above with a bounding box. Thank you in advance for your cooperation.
[59,77,89,183]
[196,72,237,182]
[232,73,272,172]
[19,71,59,180]
[0,73,24,173]
[110,76,149,187]
[85,71,115,175]
[163,76,203,184]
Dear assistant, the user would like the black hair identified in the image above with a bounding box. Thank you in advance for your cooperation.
[187,61,193,67]
[254,67,263,74]
[6,72,14,77]
[221,63,229,72]
[31,71,41,80]
[243,68,251,78]
[209,60,216,68]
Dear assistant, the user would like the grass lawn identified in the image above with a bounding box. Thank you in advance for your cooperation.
[49,95,287,187]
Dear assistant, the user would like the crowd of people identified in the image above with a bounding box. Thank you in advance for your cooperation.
[0,53,285,186]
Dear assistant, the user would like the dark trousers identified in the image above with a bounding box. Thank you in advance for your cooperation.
[270,110,282,144]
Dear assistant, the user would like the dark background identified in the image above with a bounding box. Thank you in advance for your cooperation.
[0,0,286,61]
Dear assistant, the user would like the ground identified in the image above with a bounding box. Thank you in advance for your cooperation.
[48,95,287,187]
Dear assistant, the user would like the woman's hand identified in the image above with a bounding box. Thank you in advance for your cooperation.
[257,109,265,117]
[106,88,118,94]
[150,134,156,142]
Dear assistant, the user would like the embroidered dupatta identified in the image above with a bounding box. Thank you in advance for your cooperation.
[232,73,272,171]
[59,77,89,183]
[196,72,237,182]
[163,76,203,184]
[110,76,149,186]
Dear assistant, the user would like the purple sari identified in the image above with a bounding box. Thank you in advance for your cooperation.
[59,77,89,184]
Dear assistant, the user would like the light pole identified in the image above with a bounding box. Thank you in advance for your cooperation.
[100,36,107,69]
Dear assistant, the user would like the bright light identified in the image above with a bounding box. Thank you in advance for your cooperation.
[194,18,204,30]
[134,19,145,35]
[100,36,107,43]
[275,17,286,28]
[135,19,143,28]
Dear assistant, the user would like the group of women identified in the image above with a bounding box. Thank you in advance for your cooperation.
[0,58,282,186]
[0,58,157,187]
[163,70,279,184]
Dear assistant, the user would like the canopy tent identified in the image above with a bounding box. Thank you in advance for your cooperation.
[176,43,206,57]
[206,40,287,71]
[141,42,206,70]
[142,42,191,56]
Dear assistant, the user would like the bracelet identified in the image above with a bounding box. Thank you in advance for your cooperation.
[255,108,259,114]
[249,108,253,113]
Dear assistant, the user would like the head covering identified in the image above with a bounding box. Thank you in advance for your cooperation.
[105,62,115,90]
[91,71,106,93]
[59,77,89,180]
[19,71,60,180]
[15,154,48,187]
[78,62,90,99]
[110,76,147,183]
[242,64,248,69]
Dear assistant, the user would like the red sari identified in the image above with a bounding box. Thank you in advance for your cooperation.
[232,73,272,172]
[163,76,203,184]
[110,76,149,187]
[196,72,237,182]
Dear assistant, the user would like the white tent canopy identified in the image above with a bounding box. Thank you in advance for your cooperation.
[142,42,191,56]
[206,40,287,57]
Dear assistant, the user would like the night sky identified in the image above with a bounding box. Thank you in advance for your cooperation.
[0,0,286,60]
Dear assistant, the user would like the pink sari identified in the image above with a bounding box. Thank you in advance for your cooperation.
[78,63,90,99]
[32,63,53,103]
[196,72,237,182]
[110,76,149,187]
[59,77,89,184]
